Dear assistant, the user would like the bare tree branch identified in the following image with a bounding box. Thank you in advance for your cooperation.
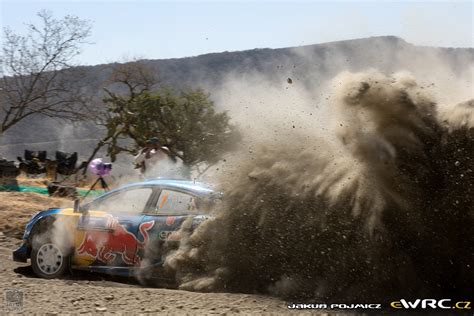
[0,10,93,134]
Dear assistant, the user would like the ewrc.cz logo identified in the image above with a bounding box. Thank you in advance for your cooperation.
[287,303,382,310]
[390,299,471,310]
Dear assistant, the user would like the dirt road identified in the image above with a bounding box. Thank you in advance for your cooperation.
[0,192,315,314]
[0,234,299,314]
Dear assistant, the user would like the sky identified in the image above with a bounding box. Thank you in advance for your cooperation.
[1,0,472,66]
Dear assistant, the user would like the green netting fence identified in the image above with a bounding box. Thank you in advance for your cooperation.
[0,185,105,197]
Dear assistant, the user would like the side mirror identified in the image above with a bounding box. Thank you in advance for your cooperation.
[73,198,80,213]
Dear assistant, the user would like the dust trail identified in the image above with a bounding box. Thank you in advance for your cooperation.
[164,70,473,301]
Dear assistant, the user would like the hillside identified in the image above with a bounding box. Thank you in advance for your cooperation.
[1,36,473,160]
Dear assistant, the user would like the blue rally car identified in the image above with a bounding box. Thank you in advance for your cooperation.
[13,178,215,280]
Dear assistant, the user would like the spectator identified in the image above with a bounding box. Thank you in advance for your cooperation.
[134,137,173,175]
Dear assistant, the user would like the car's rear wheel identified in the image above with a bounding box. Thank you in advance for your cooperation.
[31,238,70,279]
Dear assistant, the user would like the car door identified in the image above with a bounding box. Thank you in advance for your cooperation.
[73,185,158,267]
[139,188,201,268]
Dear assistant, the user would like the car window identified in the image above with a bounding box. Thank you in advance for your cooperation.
[153,189,198,215]
[90,187,153,214]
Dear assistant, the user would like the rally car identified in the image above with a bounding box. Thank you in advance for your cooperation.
[12,178,215,280]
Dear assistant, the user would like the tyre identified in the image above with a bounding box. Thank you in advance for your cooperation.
[31,236,70,279]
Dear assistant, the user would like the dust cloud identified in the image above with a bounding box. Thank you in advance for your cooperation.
[164,69,473,302]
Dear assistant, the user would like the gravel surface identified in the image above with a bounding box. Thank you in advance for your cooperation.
[0,192,328,315]
[0,235,299,314]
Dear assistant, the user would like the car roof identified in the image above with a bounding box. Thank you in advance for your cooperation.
[115,178,214,197]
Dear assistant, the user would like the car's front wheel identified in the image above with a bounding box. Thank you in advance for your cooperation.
[31,241,69,279]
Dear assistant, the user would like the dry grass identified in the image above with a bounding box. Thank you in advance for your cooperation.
[0,192,71,238]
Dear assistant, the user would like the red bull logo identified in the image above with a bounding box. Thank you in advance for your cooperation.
[166,216,176,226]
[77,215,155,265]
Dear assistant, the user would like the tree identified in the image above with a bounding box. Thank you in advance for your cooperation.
[106,89,237,164]
[0,10,92,135]
[82,59,158,172]
[86,60,239,176]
